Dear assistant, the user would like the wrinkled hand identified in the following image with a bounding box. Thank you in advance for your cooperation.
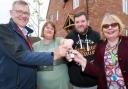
[60,39,74,49]
[53,39,74,60]
[66,50,87,71]
[66,49,75,62]
[53,44,69,60]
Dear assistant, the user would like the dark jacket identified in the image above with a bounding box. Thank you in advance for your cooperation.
[66,27,100,87]
[85,36,128,89]
[0,19,53,89]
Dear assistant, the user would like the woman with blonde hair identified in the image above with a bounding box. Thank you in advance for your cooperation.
[67,13,128,89]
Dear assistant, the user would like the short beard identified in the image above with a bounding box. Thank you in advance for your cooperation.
[77,28,88,35]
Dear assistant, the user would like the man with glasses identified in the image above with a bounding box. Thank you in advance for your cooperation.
[0,1,69,89]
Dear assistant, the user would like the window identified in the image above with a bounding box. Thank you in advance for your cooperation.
[124,26,128,36]
[122,0,128,15]
[73,0,79,9]
[63,14,74,32]
[50,15,54,21]
[126,30,128,36]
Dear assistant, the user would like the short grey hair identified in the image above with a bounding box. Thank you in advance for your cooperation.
[12,0,29,9]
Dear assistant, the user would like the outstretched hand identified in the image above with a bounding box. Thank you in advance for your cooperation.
[66,50,87,71]
[53,39,74,60]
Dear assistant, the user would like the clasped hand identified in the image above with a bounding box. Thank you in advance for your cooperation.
[66,49,87,71]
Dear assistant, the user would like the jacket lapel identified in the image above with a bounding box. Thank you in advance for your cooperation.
[8,19,33,49]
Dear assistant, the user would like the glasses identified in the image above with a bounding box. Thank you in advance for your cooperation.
[102,23,119,29]
[12,10,30,16]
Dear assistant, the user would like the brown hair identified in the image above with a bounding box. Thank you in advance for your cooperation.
[41,21,56,39]
[74,12,88,21]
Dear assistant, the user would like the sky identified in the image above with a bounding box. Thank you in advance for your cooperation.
[0,0,50,37]
[0,0,14,23]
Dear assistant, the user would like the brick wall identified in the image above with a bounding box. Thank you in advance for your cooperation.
[88,0,128,32]
[46,0,85,37]
[46,0,128,37]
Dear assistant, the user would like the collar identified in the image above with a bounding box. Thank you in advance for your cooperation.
[22,28,28,36]
[9,18,33,34]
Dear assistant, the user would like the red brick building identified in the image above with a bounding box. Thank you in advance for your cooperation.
[46,0,128,37]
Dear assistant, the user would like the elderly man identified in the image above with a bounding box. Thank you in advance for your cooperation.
[0,1,69,89]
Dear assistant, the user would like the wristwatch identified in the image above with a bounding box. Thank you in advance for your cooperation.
[51,52,54,57]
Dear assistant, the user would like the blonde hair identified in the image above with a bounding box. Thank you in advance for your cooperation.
[100,13,125,41]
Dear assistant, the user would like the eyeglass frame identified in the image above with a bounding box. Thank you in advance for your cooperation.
[102,23,120,29]
[11,10,30,16]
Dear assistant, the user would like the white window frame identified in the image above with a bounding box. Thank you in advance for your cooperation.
[122,0,128,15]
[73,0,79,9]
[126,29,128,36]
